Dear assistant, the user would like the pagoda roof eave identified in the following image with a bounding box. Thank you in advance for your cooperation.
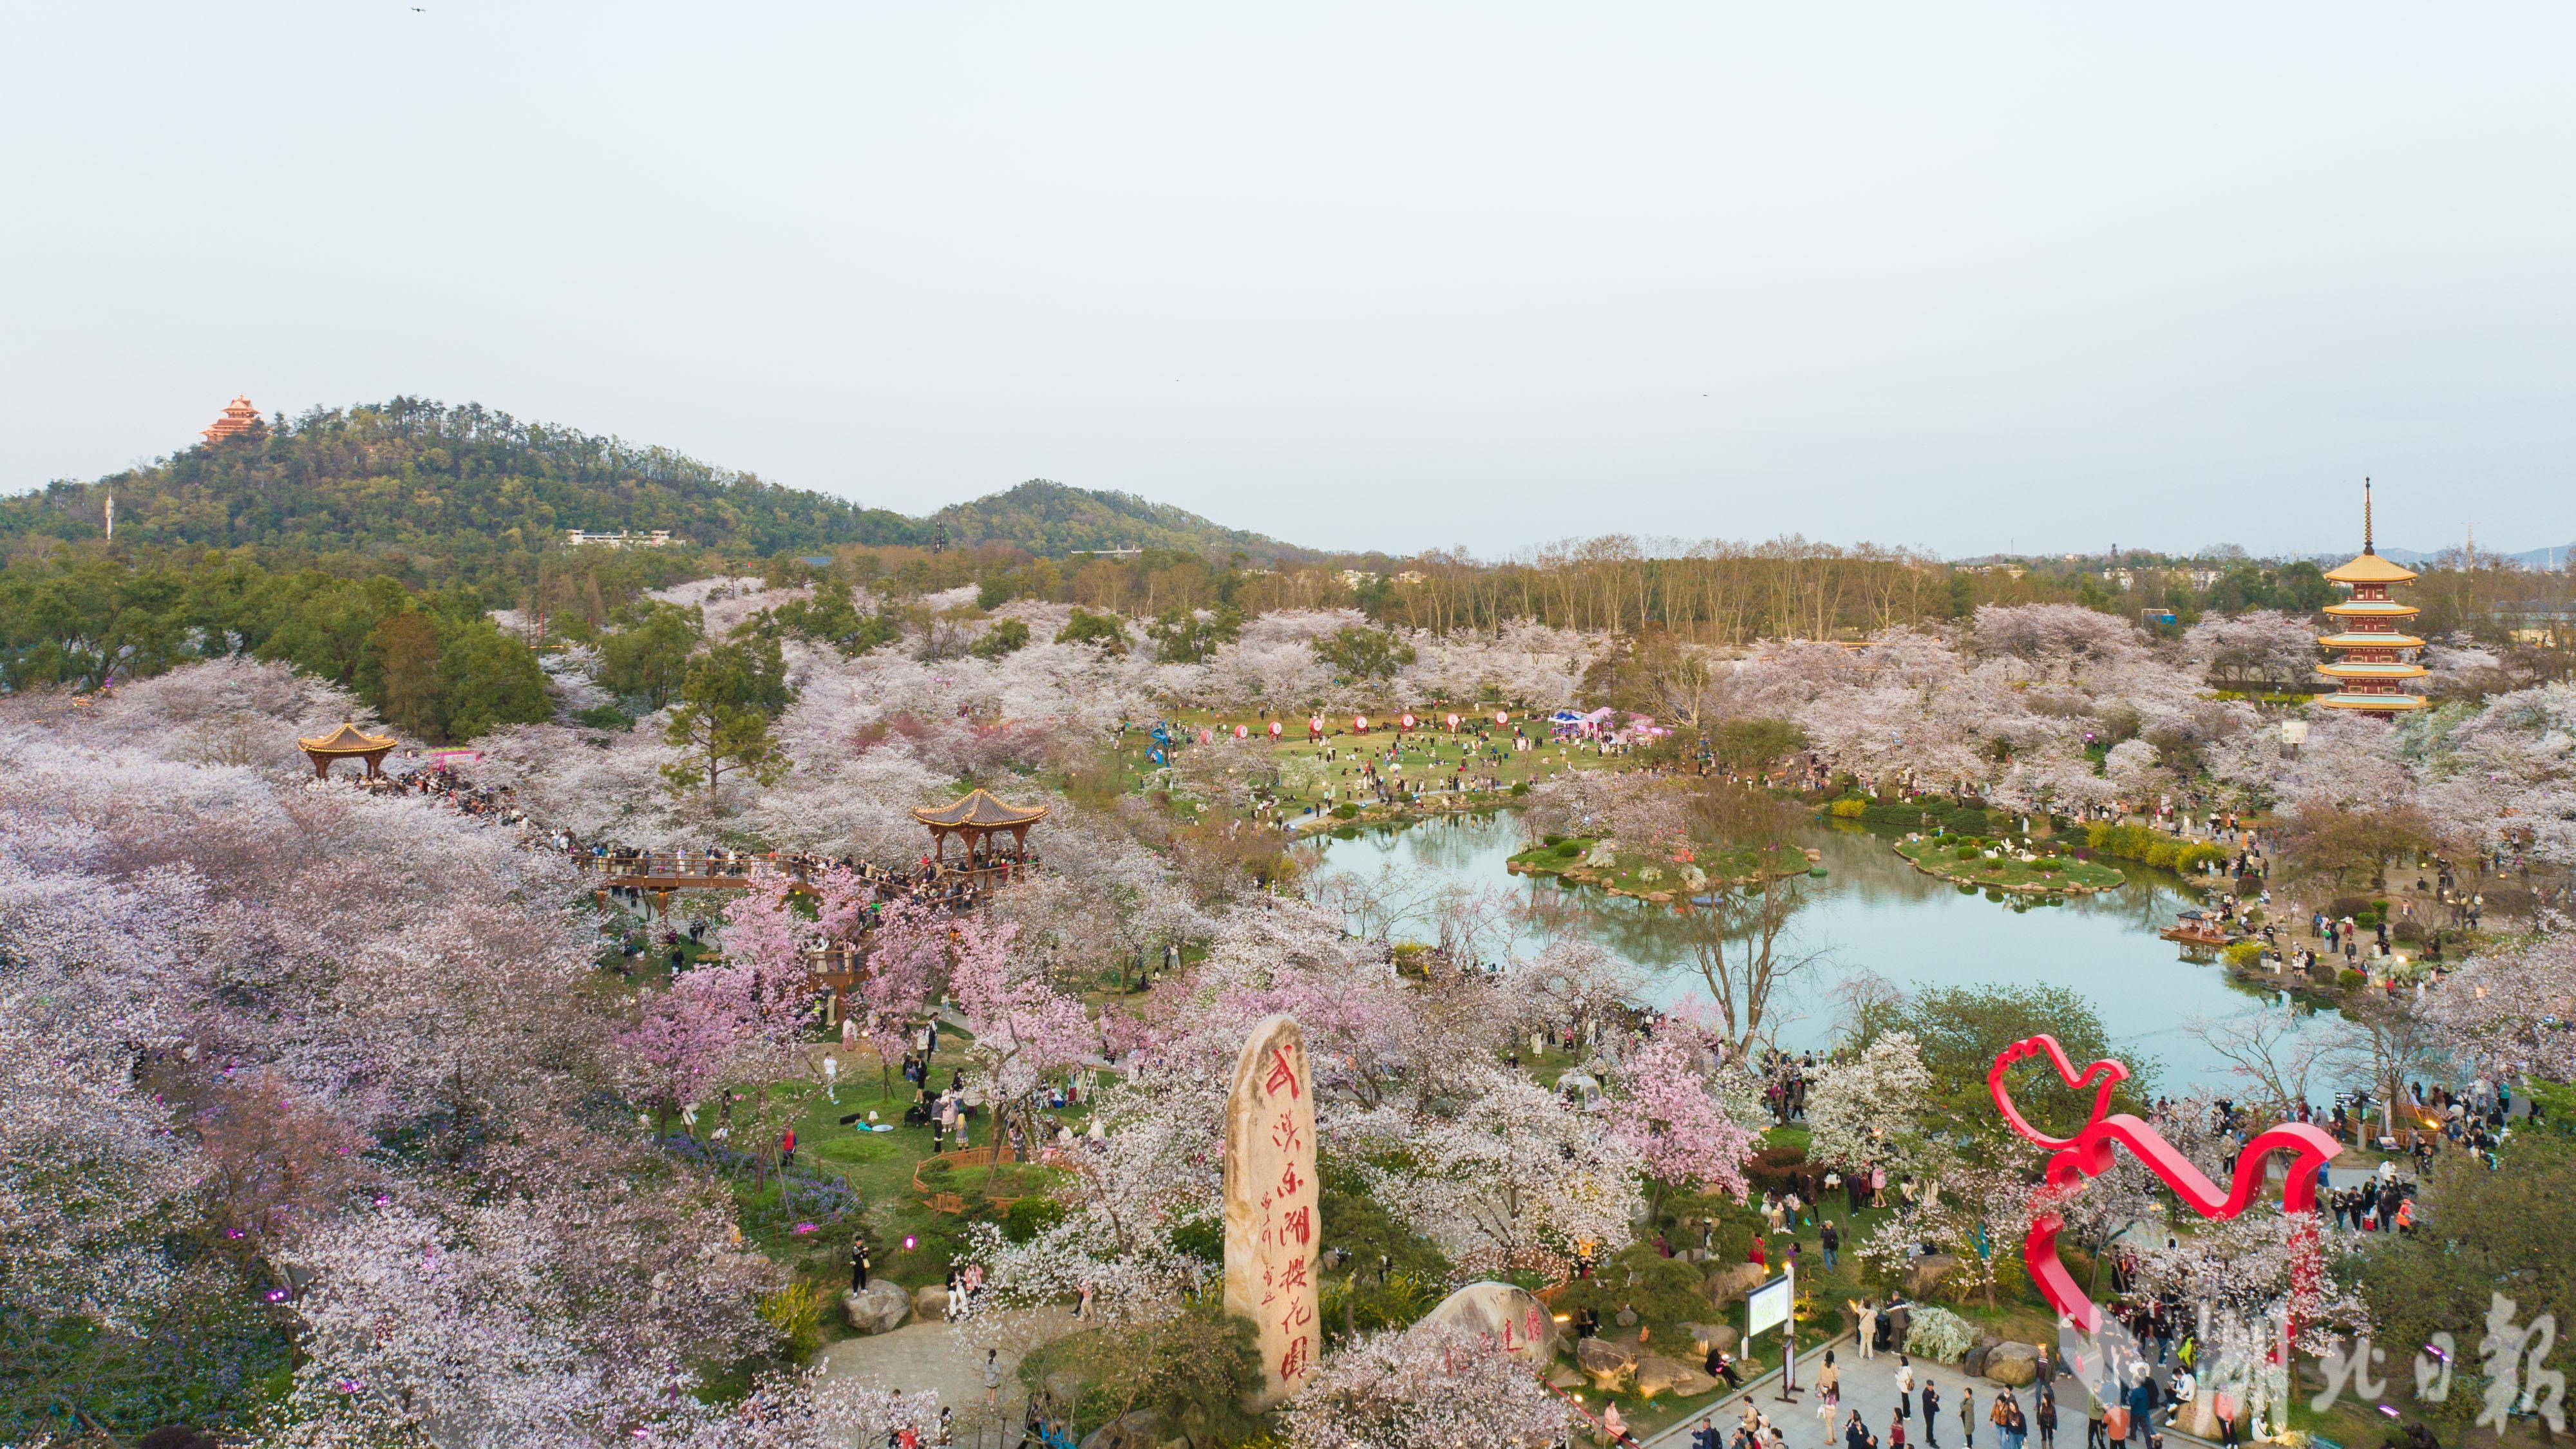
[298,722,396,753]
[909,788,1050,829]
[2324,553,2420,584]
[2318,632,2425,649]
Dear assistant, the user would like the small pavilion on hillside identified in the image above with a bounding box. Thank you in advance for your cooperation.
[299,723,397,779]
[912,790,1048,871]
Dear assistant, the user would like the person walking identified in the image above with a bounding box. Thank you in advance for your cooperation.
[1822,1218,1841,1270]
[1895,1357,1915,1419]
[1817,1352,1842,1423]
[1924,1380,1942,1448]
[2036,1386,2058,1449]
[983,1348,1003,1405]
[1962,1385,1978,1449]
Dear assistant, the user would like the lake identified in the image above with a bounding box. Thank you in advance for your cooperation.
[1306,811,2340,1090]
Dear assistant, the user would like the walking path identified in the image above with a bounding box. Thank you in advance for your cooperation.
[1636,1333,2040,1449]
[1631,1331,2240,1449]
[813,1308,1075,1448]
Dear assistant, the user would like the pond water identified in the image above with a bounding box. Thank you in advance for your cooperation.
[1306,811,2342,1090]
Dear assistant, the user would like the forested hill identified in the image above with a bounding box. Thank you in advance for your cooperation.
[925,480,1315,564]
[1,401,1322,582]
[0,398,922,581]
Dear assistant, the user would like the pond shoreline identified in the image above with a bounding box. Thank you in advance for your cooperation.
[1305,810,2346,1088]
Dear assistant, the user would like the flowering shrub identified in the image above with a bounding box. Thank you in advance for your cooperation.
[1905,1305,1975,1362]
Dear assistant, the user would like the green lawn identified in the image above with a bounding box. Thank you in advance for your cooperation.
[1894,838,2126,895]
[1508,835,1812,898]
[1108,711,1645,823]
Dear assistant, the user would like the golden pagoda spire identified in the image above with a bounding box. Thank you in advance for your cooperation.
[2362,477,2374,555]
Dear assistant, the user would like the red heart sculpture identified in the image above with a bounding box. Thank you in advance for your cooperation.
[1989,1035,2339,1334]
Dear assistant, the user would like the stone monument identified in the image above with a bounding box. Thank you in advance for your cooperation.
[1222,1014,1319,1408]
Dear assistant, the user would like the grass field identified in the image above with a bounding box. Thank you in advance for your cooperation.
[1894,838,2127,895]
[1107,710,1647,823]
[1508,835,1814,898]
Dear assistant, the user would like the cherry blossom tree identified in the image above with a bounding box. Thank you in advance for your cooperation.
[1349,1068,1646,1273]
[2418,931,2576,1081]
[1280,1321,1578,1449]
[947,917,1093,1157]
[1605,1028,1757,1204]
[1805,1030,1933,1173]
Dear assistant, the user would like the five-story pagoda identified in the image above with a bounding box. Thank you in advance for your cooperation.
[2316,480,2430,715]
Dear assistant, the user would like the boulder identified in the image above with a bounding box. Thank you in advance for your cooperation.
[1902,1253,1961,1300]
[1080,1410,1161,1449]
[914,1283,951,1321]
[1670,1366,1723,1397]
[1683,1322,1741,1356]
[1615,1307,1640,1329]
[1576,1336,1639,1390]
[1987,1352,2041,1387]
[841,1280,912,1334]
[1963,1343,1994,1378]
[1548,1362,1586,1390]
[1419,1281,1563,1366]
[1705,1260,1767,1304]
[1634,1354,1704,1399]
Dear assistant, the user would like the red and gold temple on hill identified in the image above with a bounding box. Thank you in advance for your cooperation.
[2316,480,2430,715]
[202,395,263,444]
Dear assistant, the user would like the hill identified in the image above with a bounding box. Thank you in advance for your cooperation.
[925,479,1314,564]
[0,398,921,582]
[0,399,1325,582]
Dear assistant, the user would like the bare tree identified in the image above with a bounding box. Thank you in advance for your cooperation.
[2327,994,2450,1137]
[2184,1005,2336,1120]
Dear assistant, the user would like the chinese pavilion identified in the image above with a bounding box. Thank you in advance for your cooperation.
[2316,480,2430,716]
[203,395,263,444]
[911,789,1047,867]
[298,722,397,779]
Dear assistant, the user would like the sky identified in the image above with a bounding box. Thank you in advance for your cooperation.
[5,3,2573,561]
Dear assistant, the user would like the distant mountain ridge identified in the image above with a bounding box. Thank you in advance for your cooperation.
[925,480,1314,563]
[0,397,1327,579]
[2372,543,2574,569]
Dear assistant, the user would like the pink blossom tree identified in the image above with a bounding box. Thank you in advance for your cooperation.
[947,917,1093,1158]
[1280,1320,1578,1449]
[1605,1029,1757,1207]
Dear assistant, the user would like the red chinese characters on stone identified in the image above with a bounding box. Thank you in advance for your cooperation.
[1280,1333,1313,1382]
[1270,1110,1303,1153]
[1279,1204,1312,1247]
[1264,1045,1302,1101]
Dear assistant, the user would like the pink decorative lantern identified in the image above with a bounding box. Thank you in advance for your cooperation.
[1495,710,1510,726]
[1234,723,1249,740]
[1268,720,1283,739]
[1354,715,1369,732]
[1400,712,1416,731]
[1445,712,1461,731]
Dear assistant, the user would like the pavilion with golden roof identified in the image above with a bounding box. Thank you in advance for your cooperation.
[203,395,264,445]
[298,723,397,779]
[2316,480,2430,715]
[911,789,1047,868]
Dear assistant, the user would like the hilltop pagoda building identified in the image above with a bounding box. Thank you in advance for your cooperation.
[2316,480,2430,716]
[202,395,264,444]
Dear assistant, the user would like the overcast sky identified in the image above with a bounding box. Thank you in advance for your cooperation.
[6,4,2573,560]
